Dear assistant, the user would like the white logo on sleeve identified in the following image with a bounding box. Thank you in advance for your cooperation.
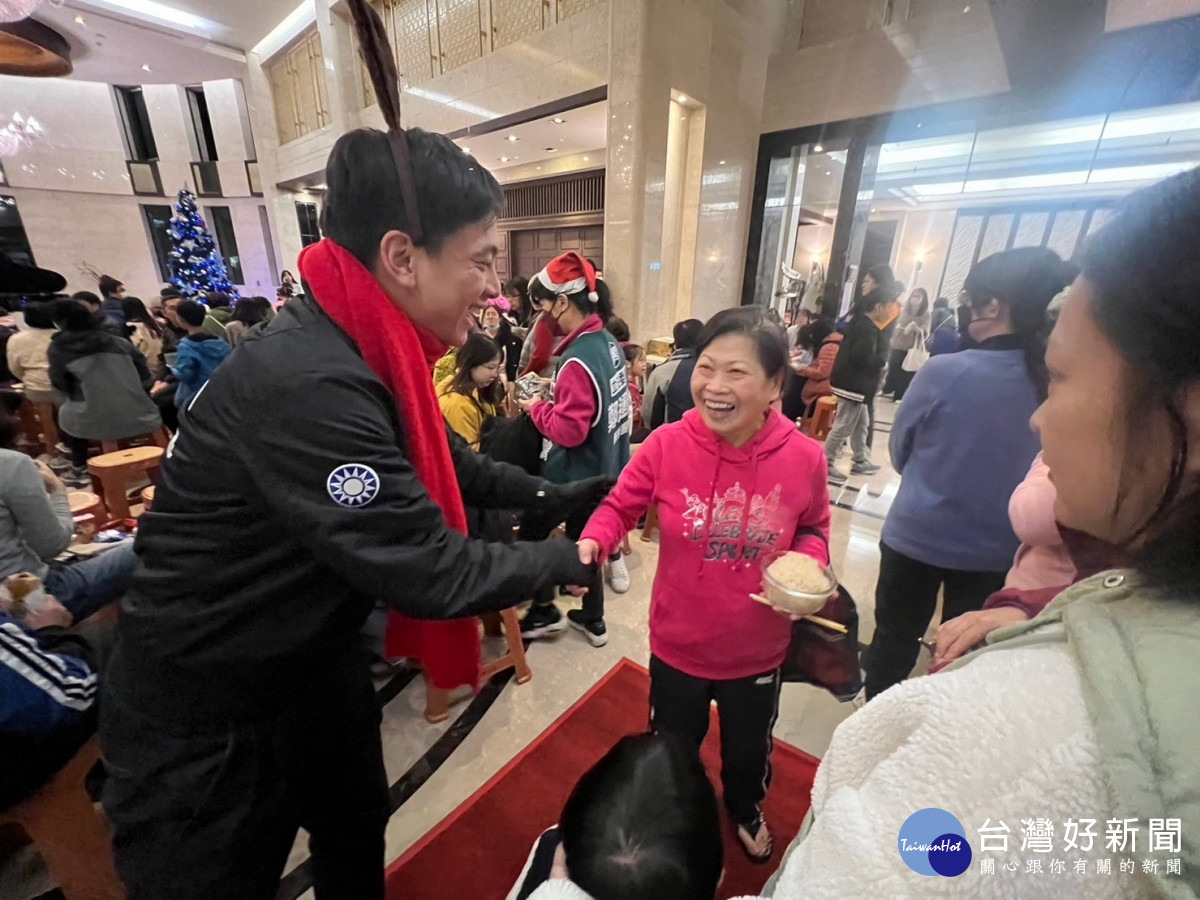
[327,464,380,507]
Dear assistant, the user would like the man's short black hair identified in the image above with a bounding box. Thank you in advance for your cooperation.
[161,286,182,301]
[321,127,504,268]
[176,299,207,328]
[672,318,703,351]
[71,290,100,309]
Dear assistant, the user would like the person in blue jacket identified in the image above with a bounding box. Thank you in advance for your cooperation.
[864,247,1077,699]
[171,299,231,412]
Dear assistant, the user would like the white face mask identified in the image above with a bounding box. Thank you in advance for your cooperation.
[484,324,499,336]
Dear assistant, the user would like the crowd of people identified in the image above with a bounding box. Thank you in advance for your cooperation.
[0,21,1197,895]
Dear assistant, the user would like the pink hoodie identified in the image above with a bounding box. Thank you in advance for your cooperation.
[582,408,831,680]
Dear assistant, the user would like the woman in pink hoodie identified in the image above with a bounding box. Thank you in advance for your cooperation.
[579,307,831,864]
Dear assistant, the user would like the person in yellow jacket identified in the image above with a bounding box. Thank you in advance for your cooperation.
[437,330,506,450]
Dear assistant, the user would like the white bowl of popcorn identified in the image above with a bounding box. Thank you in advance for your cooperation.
[759,551,837,616]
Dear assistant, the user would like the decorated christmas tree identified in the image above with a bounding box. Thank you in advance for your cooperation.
[167,188,237,298]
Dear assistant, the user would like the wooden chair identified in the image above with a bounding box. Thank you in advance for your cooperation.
[140,486,155,512]
[424,608,532,724]
[809,395,838,441]
[69,491,107,542]
[0,737,125,899]
[87,447,163,521]
[640,505,659,542]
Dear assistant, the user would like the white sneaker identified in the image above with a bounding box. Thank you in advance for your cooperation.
[608,554,631,594]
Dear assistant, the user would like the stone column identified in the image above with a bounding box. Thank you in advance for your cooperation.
[603,0,774,341]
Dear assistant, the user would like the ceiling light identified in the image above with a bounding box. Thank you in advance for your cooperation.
[499,156,510,162]
[558,138,565,143]
[94,0,210,30]
[678,94,688,103]
[718,159,726,165]
[813,144,824,153]
[74,15,86,24]
[141,64,152,71]
[824,170,831,175]
[311,183,327,190]
[545,147,557,152]
[963,5,970,11]
[506,135,519,142]
[462,147,471,153]
[551,117,566,124]
[583,156,590,162]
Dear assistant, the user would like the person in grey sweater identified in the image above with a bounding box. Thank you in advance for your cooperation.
[882,287,932,400]
[0,405,135,623]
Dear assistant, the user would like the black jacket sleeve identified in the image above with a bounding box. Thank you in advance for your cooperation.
[238,374,590,621]
[46,341,76,398]
[446,423,549,510]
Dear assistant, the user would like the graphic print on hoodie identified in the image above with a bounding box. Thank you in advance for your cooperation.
[583,408,832,681]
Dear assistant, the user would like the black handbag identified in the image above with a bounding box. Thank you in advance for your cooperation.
[779,584,862,701]
[478,410,544,476]
[778,528,862,701]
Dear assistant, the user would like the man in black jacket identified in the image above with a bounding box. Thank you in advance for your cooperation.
[100,125,603,897]
[825,293,892,484]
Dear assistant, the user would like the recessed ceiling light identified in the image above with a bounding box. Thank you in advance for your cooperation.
[824,170,831,175]
[536,166,542,170]
[583,156,590,162]
[462,147,471,153]
[719,159,726,165]
[551,117,566,125]
[74,15,86,24]
[141,64,152,71]
[499,156,510,162]
[545,147,557,152]
[814,143,824,153]
[678,94,688,103]
[506,135,519,142]
[962,4,970,11]
[558,138,565,143]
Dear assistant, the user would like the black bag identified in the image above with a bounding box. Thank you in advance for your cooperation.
[778,527,862,701]
[479,411,544,476]
[779,583,862,701]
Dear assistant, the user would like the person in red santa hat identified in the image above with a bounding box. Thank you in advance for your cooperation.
[517,252,633,647]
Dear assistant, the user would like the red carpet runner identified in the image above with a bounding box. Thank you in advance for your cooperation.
[386,657,821,899]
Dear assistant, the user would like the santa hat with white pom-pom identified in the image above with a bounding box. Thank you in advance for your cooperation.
[533,252,599,303]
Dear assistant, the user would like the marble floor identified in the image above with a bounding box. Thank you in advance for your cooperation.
[277,397,920,899]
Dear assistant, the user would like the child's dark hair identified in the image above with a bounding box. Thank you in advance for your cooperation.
[206,291,232,309]
[54,298,99,331]
[606,316,630,343]
[176,299,208,328]
[623,343,644,364]
[71,290,100,308]
[559,732,723,900]
[694,307,788,380]
[122,296,162,337]
[23,300,56,330]
[233,296,272,326]
[449,331,505,407]
[529,274,615,323]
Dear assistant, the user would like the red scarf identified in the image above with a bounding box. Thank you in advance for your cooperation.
[299,239,480,690]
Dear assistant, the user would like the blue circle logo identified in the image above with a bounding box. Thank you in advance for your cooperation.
[327,464,380,508]
[897,808,972,877]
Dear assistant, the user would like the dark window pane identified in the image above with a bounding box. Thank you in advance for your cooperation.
[143,204,173,281]
[187,87,219,162]
[116,86,158,161]
[209,206,244,284]
[296,202,321,247]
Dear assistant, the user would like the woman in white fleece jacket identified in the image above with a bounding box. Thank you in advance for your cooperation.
[536,168,1200,900]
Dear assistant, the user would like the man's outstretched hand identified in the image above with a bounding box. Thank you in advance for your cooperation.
[521,476,615,541]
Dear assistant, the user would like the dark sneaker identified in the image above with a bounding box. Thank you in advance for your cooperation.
[520,604,567,640]
[48,456,72,473]
[851,461,881,476]
[827,464,848,485]
[64,465,90,489]
[567,609,608,647]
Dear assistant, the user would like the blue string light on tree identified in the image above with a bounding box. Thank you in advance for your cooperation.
[167,188,238,300]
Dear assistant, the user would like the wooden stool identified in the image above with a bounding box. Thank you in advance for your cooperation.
[424,608,532,724]
[32,402,60,457]
[99,428,170,455]
[809,396,838,440]
[0,737,125,899]
[87,447,163,521]
[140,486,155,512]
[69,491,107,543]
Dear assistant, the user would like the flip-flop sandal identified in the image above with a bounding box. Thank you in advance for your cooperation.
[736,819,774,864]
